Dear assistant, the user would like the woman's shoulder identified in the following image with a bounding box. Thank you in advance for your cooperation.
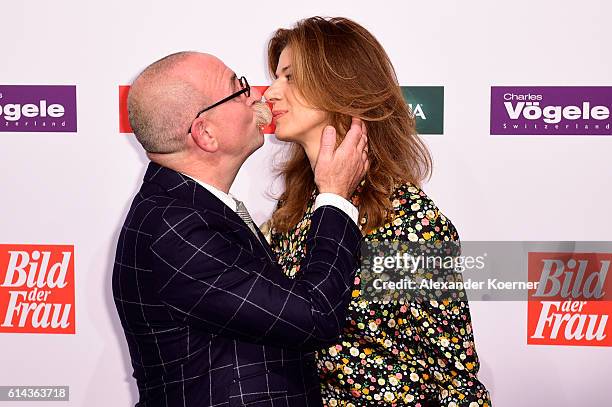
[389,182,438,214]
[369,182,459,242]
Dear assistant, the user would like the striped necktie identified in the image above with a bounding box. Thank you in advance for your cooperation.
[233,198,262,243]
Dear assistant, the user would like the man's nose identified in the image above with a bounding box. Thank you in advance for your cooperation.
[251,86,261,101]
[248,86,263,104]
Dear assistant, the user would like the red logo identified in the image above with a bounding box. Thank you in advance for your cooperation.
[0,245,75,334]
[527,252,611,346]
[119,85,275,134]
[118,85,131,133]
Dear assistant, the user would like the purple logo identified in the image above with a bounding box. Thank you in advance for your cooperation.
[0,85,77,133]
[490,87,611,135]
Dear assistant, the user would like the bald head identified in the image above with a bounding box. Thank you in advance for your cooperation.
[128,51,213,154]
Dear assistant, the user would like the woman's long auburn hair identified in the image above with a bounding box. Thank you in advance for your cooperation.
[268,17,432,234]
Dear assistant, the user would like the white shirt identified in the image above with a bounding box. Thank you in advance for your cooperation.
[181,174,359,225]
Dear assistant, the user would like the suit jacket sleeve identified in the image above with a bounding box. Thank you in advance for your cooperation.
[150,204,361,351]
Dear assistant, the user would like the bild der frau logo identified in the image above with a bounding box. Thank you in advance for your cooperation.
[0,245,75,334]
[527,252,611,347]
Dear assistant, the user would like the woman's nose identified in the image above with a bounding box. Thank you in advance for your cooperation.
[263,82,280,102]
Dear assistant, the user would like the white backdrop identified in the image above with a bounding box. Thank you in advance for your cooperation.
[1,0,611,406]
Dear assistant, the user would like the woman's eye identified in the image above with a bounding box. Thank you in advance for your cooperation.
[286,74,293,82]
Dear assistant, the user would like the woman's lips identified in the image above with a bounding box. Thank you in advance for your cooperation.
[272,110,287,121]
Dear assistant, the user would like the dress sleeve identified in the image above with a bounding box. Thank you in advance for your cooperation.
[398,207,491,405]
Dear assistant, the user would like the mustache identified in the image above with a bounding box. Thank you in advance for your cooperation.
[253,102,272,127]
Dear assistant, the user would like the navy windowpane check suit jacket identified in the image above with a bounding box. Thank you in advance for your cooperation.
[112,162,362,407]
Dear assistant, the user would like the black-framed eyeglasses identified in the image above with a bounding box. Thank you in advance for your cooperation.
[187,76,250,134]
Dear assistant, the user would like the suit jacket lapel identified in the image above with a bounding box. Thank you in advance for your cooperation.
[253,227,277,263]
[143,161,275,261]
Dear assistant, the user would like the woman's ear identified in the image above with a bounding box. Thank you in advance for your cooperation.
[190,117,218,153]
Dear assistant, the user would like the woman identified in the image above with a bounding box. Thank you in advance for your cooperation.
[263,17,491,407]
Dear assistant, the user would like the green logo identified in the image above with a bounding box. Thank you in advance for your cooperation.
[401,86,444,135]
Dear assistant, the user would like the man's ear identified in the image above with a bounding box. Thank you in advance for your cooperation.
[190,117,218,153]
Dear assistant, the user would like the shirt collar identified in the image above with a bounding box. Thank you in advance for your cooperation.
[180,173,237,212]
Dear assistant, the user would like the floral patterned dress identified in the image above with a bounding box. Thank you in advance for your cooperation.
[269,183,491,407]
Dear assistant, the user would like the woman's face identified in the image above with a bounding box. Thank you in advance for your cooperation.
[264,47,327,144]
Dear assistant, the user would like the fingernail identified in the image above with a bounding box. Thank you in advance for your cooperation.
[325,126,334,135]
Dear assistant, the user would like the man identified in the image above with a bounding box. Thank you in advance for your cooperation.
[112,51,368,407]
